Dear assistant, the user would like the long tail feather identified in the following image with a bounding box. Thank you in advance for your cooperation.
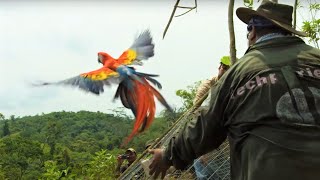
[149,85,173,112]
[121,80,148,145]
[118,73,172,146]
[135,71,162,89]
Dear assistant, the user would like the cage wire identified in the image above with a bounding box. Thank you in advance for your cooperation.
[119,90,230,180]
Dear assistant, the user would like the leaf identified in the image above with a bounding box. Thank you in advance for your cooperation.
[243,0,253,8]
[310,3,320,11]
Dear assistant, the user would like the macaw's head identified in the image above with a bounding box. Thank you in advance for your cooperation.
[97,52,112,65]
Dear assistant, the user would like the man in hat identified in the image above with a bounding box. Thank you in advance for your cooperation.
[192,56,231,180]
[148,1,320,180]
[115,148,137,176]
[193,56,231,108]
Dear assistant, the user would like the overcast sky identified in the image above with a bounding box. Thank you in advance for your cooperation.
[0,0,315,118]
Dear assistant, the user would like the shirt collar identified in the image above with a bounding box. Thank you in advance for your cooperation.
[256,33,286,43]
[244,36,305,55]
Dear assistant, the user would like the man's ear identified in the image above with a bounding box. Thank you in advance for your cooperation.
[249,26,257,42]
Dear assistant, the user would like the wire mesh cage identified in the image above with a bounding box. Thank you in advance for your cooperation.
[119,101,231,180]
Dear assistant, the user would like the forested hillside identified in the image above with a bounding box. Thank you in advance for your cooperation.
[0,111,173,179]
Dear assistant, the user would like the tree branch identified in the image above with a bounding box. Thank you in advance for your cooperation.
[162,0,197,39]
[176,6,195,9]
[175,7,196,17]
[163,0,180,39]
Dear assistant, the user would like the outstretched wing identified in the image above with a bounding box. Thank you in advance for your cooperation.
[117,29,154,66]
[36,67,120,95]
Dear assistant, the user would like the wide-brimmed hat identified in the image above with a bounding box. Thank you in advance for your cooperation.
[236,0,307,37]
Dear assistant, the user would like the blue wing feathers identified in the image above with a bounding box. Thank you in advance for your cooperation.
[130,30,155,61]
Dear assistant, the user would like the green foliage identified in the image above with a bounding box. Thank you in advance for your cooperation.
[0,113,4,120]
[10,115,15,121]
[2,121,10,137]
[301,1,320,48]
[46,121,62,157]
[85,150,117,180]
[302,19,320,46]
[0,166,5,180]
[41,161,74,180]
[0,111,170,179]
[176,81,201,112]
[108,107,132,120]
[243,0,253,8]
[160,108,182,123]
[0,135,43,179]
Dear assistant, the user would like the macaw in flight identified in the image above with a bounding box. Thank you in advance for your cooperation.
[35,30,172,145]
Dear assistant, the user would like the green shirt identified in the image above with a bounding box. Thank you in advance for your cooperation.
[164,36,320,180]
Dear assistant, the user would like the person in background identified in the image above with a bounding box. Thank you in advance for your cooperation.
[193,56,230,180]
[193,56,231,108]
[149,1,320,180]
[115,148,137,177]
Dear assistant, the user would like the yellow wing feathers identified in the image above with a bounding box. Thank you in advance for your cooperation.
[80,68,118,81]
[125,49,137,64]
[117,49,137,65]
[117,30,154,65]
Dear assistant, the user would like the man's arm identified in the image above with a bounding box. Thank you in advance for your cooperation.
[115,155,124,177]
[164,107,228,170]
[149,74,231,179]
[193,79,212,106]
[193,77,219,107]
[166,75,230,168]
[149,105,228,179]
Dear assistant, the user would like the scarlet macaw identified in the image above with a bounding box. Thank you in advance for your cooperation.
[35,30,172,144]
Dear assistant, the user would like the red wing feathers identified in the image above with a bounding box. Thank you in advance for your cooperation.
[122,78,158,146]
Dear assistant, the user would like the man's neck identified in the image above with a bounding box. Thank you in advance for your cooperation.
[256,33,287,43]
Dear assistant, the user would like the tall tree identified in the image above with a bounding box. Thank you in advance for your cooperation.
[2,121,10,137]
[0,113,4,120]
[46,122,61,158]
[9,115,15,121]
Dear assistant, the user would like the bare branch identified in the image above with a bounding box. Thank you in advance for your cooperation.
[163,0,197,39]
[176,6,195,9]
[163,0,181,39]
[195,0,198,12]
[175,7,196,17]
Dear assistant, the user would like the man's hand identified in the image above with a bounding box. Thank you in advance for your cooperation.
[117,155,124,165]
[148,148,171,179]
[199,155,209,166]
